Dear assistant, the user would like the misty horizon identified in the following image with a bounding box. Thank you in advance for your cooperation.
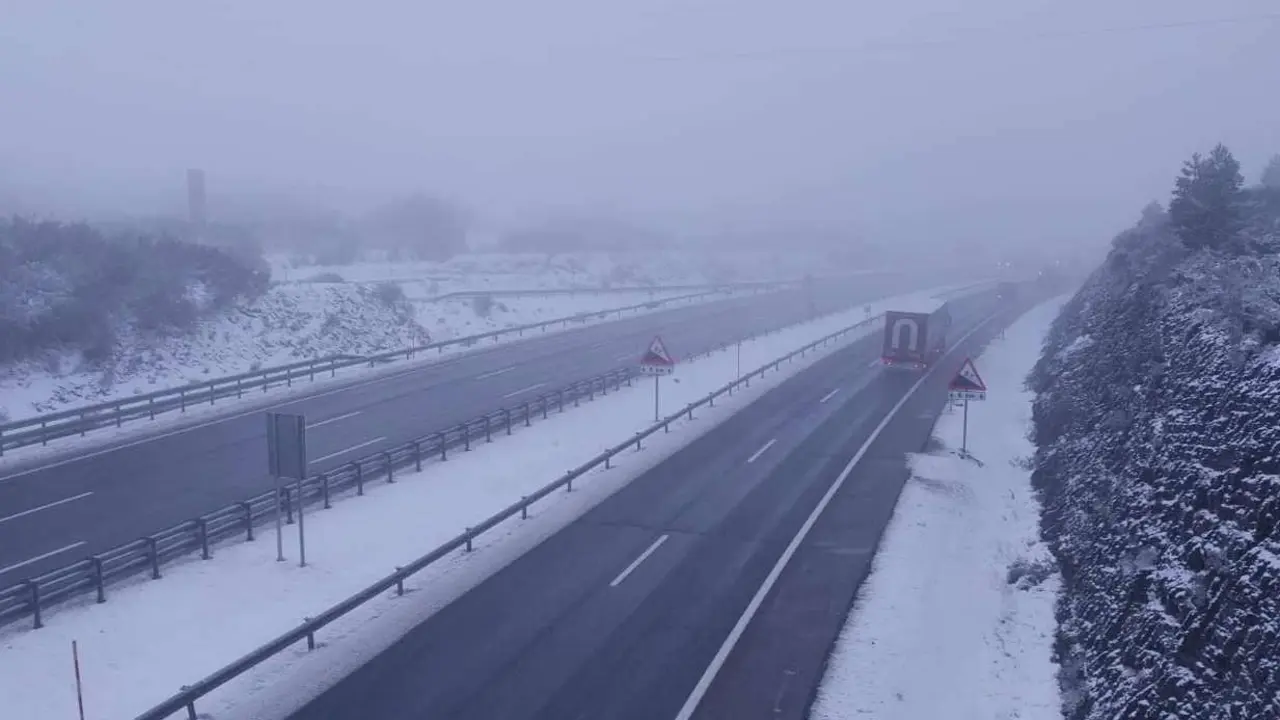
[2,0,1278,255]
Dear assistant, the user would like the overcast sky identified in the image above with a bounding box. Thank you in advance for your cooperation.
[2,0,1278,255]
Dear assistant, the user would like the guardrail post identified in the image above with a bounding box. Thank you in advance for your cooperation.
[209,381,216,405]
[504,409,512,435]
[687,406,694,420]
[485,416,492,443]
[664,420,670,433]
[321,474,331,509]
[437,433,447,461]
[589,382,595,401]
[116,402,123,427]
[521,497,529,519]
[709,393,715,407]
[465,529,474,552]
[93,556,106,603]
[635,433,642,450]
[354,462,364,496]
[558,390,565,412]
[241,502,255,540]
[541,396,548,419]
[463,424,471,451]
[413,442,422,471]
[79,411,87,436]
[283,487,294,524]
[331,361,337,377]
[180,389,187,413]
[605,454,611,469]
[384,451,394,482]
[309,361,317,381]
[26,581,42,629]
[197,519,211,559]
[523,403,531,427]
[395,568,405,596]
[147,536,161,579]
[184,698,197,720]
[305,619,316,650]
[236,378,243,399]
[287,370,293,387]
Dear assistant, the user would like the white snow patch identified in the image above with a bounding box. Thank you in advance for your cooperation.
[809,296,1070,720]
[0,287,953,720]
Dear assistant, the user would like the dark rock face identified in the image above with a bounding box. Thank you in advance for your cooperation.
[1028,223,1280,720]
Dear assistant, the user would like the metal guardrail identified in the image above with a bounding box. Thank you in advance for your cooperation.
[126,311,888,720]
[0,284,791,456]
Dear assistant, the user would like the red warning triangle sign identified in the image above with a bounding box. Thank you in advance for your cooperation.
[640,335,675,367]
[948,357,987,392]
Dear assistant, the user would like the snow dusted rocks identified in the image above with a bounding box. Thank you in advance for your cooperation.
[1029,223,1280,719]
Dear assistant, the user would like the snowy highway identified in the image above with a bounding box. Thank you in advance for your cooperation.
[0,276,917,586]
[284,286,1015,720]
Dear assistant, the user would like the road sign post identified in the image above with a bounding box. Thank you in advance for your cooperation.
[639,335,676,422]
[947,357,987,457]
[267,412,307,565]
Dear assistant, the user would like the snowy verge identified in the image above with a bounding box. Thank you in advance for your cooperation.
[809,297,1069,720]
[0,287,951,720]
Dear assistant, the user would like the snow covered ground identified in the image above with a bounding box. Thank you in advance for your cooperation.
[0,287,952,720]
[809,297,1068,720]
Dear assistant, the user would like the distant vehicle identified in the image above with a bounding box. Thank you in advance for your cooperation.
[997,281,1019,303]
[881,295,952,370]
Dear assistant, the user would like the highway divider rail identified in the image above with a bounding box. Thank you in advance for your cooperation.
[120,309,894,720]
[0,283,796,456]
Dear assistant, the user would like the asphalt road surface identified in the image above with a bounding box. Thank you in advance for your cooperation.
[0,275,926,585]
[287,287,1017,720]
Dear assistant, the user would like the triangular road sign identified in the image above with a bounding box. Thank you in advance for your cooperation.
[948,357,987,392]
[640,335,675,367]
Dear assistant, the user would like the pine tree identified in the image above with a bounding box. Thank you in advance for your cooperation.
[1262,154,1280,189]
[1140,200,1167,226]
[1169,144,1244,250]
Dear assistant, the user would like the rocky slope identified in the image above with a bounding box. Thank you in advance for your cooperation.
[1028,217,1280,718]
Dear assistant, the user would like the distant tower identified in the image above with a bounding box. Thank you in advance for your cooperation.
[187,168,207,228]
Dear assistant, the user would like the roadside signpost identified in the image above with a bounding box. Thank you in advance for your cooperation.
[639,335,676,422]
[266,412,308,566]
[947,357,987,455]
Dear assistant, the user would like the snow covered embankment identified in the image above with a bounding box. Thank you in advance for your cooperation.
[1029,228,1280,719]
[810,298,1064,720]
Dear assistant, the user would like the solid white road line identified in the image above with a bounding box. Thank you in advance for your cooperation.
[818,388,840,404]
[746,439,777,464]
[672,312,1000,720]
[476,366,516,380]
[0,542,88,576]
[312,437,386,464]
[609,534,671,588]
[307,411,362,429]
[502,382,547,400]
[0,492,94,525]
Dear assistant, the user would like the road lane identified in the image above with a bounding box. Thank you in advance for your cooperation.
[0,277,920,583]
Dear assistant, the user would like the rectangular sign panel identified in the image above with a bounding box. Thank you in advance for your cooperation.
[267,412,308,479]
